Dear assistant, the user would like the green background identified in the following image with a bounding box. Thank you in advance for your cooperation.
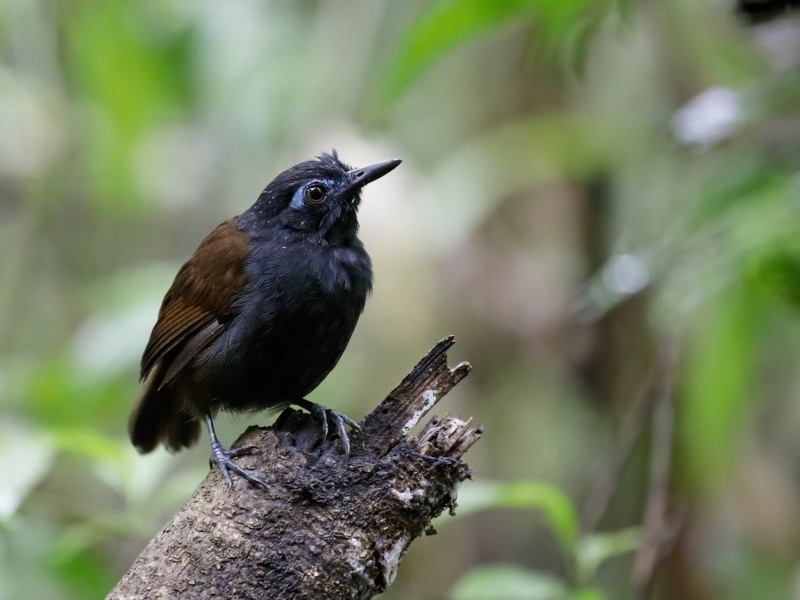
[2,0,800,598]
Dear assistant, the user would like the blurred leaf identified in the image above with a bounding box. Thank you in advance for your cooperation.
[381,0,605,103]
[721,550,797,600]
[25,358,132,431]
[49,428,125,467]
[746,251,800,310]
[678,290,762,491]
[535,0,602,40]
[72,263,181,378]
[575,527,640,584]
[573,590,606,600]
[49,547,116,600]
[451,564,570,600]
[150,466,207,513]
[381,0,531,103]
[49,512,149,565]
[457,480,579,549]
[93,445,180,507]
[0,422,55,521]
[82,262,181,314]
[690,163,786,228]
[0,516,74,600]
[65,0,196,209]
[71,306,158,378]
[616,0,638,23]
[561,6,608,75]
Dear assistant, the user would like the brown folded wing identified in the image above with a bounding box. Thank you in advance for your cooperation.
[140,219,251,379]
[129,219,250,453]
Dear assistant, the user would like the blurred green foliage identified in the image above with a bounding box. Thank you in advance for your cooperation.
[679,290,761,492]
[450,481,639,598]
[380,0,614,104]
[4,0,800,598]
[66,0,196,208]
[456,480,580,553]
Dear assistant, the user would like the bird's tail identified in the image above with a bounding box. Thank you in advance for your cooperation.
[128,360,200,453]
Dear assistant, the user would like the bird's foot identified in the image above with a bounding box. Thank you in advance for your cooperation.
[295,399,360,457]
[209,442,265,490]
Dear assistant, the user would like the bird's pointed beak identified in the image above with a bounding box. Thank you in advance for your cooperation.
[346,158,402,194]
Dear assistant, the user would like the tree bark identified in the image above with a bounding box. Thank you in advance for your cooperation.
[108,336,481,600]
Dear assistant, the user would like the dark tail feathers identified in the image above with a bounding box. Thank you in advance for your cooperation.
[128,360,200,453]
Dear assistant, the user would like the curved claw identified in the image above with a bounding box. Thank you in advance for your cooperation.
[204,413,265,490]
[306,402,328,441]
[327,409,349,458]
[338,413,361,432]
[210,441,266,490]
[294,399,360,457]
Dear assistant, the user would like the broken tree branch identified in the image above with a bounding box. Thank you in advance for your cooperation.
[107,336,480,600]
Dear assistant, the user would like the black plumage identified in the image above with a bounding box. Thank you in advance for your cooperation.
[128,152,401,486]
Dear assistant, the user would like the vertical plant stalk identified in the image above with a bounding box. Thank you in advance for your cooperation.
[632,337,684,599]
[580,367,659,533]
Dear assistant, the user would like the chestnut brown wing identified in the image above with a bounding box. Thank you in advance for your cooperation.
[140,219,251,380]
[129,219,251,453]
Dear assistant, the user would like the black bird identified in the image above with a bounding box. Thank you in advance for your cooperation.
[128,152,401,487]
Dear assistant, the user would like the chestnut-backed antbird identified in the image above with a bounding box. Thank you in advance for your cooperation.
[128,152,401,487]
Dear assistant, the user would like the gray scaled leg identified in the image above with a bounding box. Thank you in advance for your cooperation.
[294,398,360,458]
[205,414,264,489]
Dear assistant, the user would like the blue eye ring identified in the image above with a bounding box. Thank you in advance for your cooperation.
[304,183,326,204]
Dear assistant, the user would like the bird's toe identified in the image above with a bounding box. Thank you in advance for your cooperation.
[209,442,265,489]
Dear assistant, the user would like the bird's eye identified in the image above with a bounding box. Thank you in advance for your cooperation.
[304,184,326,204]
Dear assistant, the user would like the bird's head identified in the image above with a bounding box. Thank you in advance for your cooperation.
[248,151,401,243]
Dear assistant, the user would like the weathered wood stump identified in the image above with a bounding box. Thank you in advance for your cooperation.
[108,336,481,599]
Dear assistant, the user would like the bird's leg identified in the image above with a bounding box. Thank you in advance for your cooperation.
[293,399,360,458]
[205,414,265,489]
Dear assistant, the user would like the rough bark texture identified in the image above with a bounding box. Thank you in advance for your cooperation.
[108,336,481,600]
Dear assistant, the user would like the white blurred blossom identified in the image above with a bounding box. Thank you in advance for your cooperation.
[603,253,649,295]
[672,86,740,150]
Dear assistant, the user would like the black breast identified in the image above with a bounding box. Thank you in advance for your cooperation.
[195,237,372,413]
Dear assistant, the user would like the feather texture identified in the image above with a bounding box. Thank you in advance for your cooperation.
[129,219,250,452]
[140,219,250,379]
